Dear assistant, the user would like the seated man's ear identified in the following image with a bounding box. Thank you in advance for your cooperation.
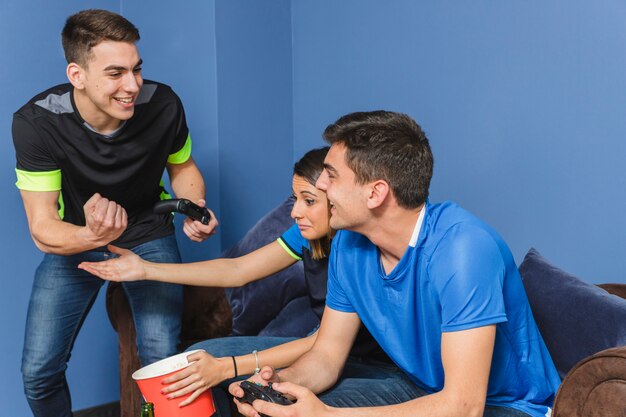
[366,180,390,209]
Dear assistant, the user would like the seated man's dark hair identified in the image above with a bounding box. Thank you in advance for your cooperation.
[62,9,140,67]
[323,111,433,209]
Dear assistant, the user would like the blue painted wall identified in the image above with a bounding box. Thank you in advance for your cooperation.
[124,1,222,262]
[215,0,294,249]
[2,1,625,415]
[291,1,626,282]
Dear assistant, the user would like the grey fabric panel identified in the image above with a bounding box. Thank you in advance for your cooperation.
[35,92,73,114]
[135,83,157,105]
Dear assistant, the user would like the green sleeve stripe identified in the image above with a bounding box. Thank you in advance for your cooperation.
[158,179,174,219]
[277,237,302,261]
[15,168,62,191]
[58,191,65,219]
[167,134,192,164]
[159,179,173,201]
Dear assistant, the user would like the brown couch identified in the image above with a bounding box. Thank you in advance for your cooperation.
[107,281,626,417]
[105,226,626,417]
[518,249,626,417]
[550,283,626,417]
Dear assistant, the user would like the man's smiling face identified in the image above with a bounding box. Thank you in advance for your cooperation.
[72,40,143,133]
[316,143,370,232]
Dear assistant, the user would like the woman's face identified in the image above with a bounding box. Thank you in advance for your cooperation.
[291,174,331,240]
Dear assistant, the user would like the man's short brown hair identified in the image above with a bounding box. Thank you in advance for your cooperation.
[61,9,140,67]
[323,111,434,209]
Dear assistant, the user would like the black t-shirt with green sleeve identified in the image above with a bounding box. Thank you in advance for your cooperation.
[12,80,192,249]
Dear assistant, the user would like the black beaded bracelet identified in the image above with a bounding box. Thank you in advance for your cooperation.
[231,356,238,378]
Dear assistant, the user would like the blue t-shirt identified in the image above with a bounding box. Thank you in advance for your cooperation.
[279,224,392,362]
[326,201,561,417]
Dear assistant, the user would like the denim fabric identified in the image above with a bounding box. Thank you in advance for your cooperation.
[189,336,531,417]
[257,296,320,337]
[484,406,533,417]
[21,234,183,417]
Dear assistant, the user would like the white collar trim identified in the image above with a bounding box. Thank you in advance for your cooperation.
[409,205,426,248]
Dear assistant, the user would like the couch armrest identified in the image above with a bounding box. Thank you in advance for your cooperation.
[105,282,142,417]
[597,283,626,301]
[553,345,626,417]
[180,285,232,349]
[105,282,232,417]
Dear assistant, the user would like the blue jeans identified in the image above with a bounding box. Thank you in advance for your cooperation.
[188,336,531,417]
[257,296,319,337]
[21,235,184,417]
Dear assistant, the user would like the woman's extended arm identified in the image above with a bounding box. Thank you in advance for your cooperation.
[161,331,319,406]
[78,239,297,287]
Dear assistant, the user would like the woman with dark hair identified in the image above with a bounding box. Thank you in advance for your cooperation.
[80,147,390,409]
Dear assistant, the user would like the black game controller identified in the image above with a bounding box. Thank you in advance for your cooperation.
[153,198,211,225]
[237,381,293,413]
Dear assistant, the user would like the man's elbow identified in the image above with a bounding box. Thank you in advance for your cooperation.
[464,404,486,417]
[29,227,58,254]
[454,398,485,417]
[31,235,53,253]
[441,393,486,417]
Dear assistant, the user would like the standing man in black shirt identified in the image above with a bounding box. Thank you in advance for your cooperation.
[12,9,218,417]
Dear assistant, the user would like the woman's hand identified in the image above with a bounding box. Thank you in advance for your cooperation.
[229,365,281,397]
[161,351,232,407]
[78,244,145,281]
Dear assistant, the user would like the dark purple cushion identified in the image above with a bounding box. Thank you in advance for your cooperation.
[519,248,626,379]
[223,197,308,336]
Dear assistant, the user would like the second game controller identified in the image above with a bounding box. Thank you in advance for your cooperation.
[237,380,293,414]
[153,198,211,225]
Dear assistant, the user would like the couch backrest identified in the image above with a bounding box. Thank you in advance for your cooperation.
[223,197,308,336]
[519,248,626,379]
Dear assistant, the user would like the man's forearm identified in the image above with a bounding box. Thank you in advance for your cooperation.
[277,347,344,394]
[22,191,127,255]
[278,308,361,394]
[168,158,206,203]
[31,219,108,255]
[277,357,486,417]
[330,390,485,417]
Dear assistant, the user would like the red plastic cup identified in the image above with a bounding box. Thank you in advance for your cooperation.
[132,350,216,417]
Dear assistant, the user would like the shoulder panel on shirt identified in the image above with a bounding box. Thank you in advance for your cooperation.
[34,91,73,114]
[135,83,157,105]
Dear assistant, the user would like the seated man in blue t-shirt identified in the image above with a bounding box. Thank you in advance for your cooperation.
[230,111,561,417]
